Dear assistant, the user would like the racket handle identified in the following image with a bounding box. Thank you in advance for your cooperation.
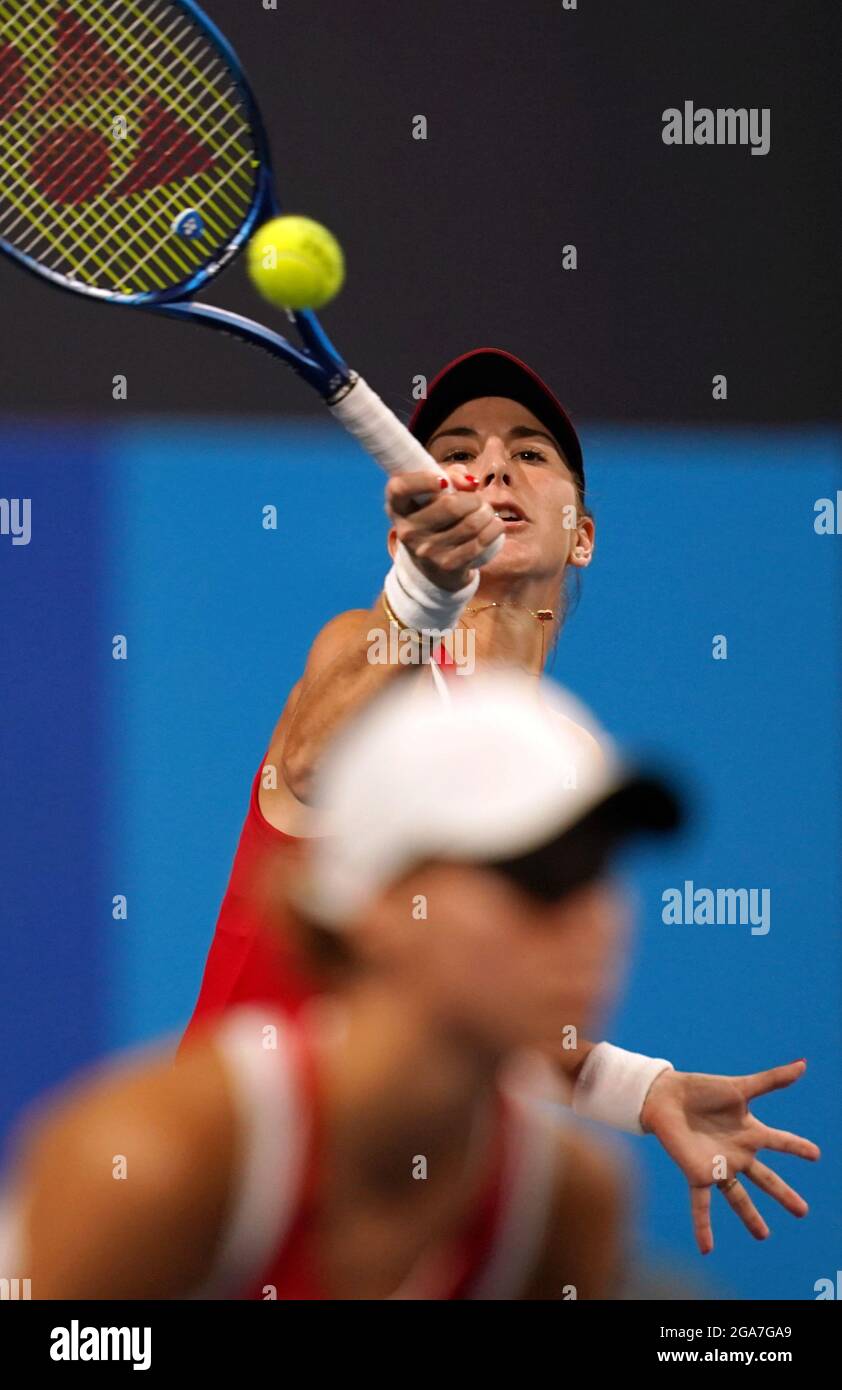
[329,376,504,566]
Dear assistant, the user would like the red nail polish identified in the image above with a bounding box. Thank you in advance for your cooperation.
[465,474,478,485]
[439,477,449,490]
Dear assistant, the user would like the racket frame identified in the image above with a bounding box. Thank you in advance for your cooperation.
[0,0,508,572]
[0,0,351,397]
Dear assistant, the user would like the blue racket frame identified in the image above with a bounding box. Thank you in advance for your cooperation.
[0,0,351,399]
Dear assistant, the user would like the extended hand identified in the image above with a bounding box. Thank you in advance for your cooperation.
[385,464,502,592]
[639,1060,820,1254]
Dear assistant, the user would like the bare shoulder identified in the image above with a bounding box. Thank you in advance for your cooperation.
[521,1124,628,1300]
[296,607,378,690]
[16,1038,236,1298]
[269,607,375,743]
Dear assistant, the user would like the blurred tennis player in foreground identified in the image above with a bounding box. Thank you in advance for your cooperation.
[183,348,818,1255]
[3,676,680,1299]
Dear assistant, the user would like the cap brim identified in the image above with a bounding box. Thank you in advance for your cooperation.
[408,348,585,494]
[486,774,683,904]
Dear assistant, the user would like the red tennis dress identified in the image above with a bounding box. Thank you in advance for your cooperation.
[183,649,464,1045]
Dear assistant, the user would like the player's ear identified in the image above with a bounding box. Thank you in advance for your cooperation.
[569,513,595,570]
[387,526,398,559]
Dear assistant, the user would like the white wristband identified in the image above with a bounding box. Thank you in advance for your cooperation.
[571,1042,674,1135]
[384,543,479,633]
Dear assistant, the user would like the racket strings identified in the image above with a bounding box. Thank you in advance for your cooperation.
[1,7,209,192]
[3,2,249,213]
[7,1,254,274]
[0,4,226,289]
[0,0,259,295]
[0,6,190,223]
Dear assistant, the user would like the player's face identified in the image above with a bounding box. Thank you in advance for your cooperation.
[425,397,593,584]
[383,861,625,1054]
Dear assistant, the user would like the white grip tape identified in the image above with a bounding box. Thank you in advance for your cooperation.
[329,376,504,568]
[571,1041,674,1135]
[329,375,444,479]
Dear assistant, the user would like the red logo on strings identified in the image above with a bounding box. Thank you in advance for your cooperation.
[0,8,215,206]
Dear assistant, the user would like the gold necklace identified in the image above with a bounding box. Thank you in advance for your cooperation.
[462,601,555,670]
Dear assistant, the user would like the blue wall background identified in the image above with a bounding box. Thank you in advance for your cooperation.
[1,427,108,1139]
[2,417,840,1299]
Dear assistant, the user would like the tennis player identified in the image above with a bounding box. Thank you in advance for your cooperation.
[184,348,818,1254]
[1,676,680,1299]
[183,348,594,1029]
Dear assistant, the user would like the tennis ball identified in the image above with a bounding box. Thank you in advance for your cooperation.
[247,215,345,311]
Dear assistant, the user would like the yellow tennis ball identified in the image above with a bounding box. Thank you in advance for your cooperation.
[247,215,345,311]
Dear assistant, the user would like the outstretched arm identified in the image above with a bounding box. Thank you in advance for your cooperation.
[551,1042,818,1254]
[261,466,502,826]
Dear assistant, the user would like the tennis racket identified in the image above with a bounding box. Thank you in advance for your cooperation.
[0,0,502,562]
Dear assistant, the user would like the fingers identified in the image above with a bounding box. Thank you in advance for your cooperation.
[755,1124,821,1162]
[736,1059,806,1101]
[389,478,504,581]
[743,1159,808,1218]
[693,1144,816,1255]
[385,467,506,583]
[717,1178,770,1241]
[413,519,505,576]
[389,484,492,537]
[385,470,450,518]
[443,463,482,491]
[690,1186,713,1255]
[385,463,485,517]
[395,496,498,548]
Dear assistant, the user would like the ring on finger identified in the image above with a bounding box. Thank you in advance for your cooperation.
[717,1177,741,1194]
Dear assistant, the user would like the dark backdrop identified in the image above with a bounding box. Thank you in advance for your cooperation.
[0,0,838,423]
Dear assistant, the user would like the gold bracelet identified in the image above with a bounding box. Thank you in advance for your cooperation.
[381,591,417,634]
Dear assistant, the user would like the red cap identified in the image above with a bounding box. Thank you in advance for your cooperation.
[408,348,585,496]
